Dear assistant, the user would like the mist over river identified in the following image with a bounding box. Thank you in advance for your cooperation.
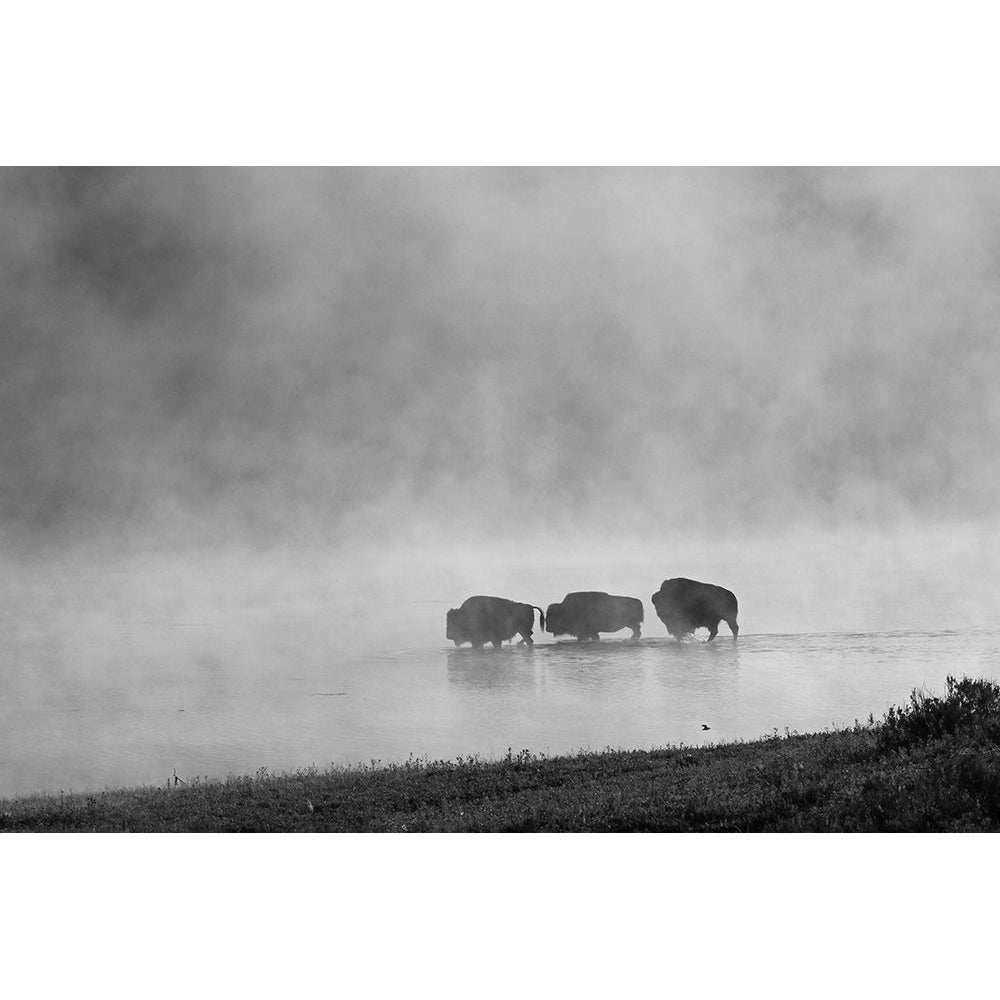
[3,167,1000,799]
[2,526,996,798]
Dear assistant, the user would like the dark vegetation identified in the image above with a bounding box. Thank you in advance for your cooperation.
[3,675,1000,832]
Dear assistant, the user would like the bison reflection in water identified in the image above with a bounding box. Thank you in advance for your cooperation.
[446,595,546,649]
[545,592,644,642]
[651,578,739,641]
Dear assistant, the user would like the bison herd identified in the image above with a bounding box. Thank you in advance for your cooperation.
[446,578,739,648]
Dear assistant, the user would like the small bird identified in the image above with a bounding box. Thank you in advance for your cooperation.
[701,724,711,731]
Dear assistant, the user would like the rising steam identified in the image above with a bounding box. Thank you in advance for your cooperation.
[2,167,998,554]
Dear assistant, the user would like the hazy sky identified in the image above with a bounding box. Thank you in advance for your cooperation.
[2,167,998,551]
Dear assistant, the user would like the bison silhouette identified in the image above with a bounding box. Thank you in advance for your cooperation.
[651,578,739,641]
[545,592,643,641]
[446,595,545,649]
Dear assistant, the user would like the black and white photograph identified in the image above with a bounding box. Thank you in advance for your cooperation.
[4,3,999,997]
[4,163,999,834]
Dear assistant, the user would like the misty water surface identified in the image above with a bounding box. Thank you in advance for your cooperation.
[1,528,997,798]
[3,168,1000,797]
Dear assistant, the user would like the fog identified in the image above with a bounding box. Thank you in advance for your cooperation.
[4,169,1000,794]
[3,167,999,559]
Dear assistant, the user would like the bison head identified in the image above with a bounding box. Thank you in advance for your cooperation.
[446,608,465,644]
[544,603,566,636]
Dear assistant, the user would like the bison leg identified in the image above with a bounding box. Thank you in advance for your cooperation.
[707,622,719,642]
[727,619,739,641]
[630,624,641,640]
[519,632,534,646]
[666,617,689,640]
[492,638,503,649]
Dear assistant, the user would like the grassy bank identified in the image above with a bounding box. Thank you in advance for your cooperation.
[4,675,1000,832]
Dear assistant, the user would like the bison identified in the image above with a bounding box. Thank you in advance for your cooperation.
[446,595,545,649]
[545,592,644,641]
[651,578,739,641]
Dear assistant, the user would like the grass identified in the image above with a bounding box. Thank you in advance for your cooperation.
[3,675,1000,832]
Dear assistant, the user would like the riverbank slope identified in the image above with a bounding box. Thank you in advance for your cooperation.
[3,675,998,832]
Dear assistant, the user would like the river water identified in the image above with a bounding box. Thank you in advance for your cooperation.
[1,527,997,798]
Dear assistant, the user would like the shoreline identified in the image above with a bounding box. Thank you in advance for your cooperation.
[3,674,999,832]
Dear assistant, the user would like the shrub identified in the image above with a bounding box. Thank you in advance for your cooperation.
[878,676,1000,752]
